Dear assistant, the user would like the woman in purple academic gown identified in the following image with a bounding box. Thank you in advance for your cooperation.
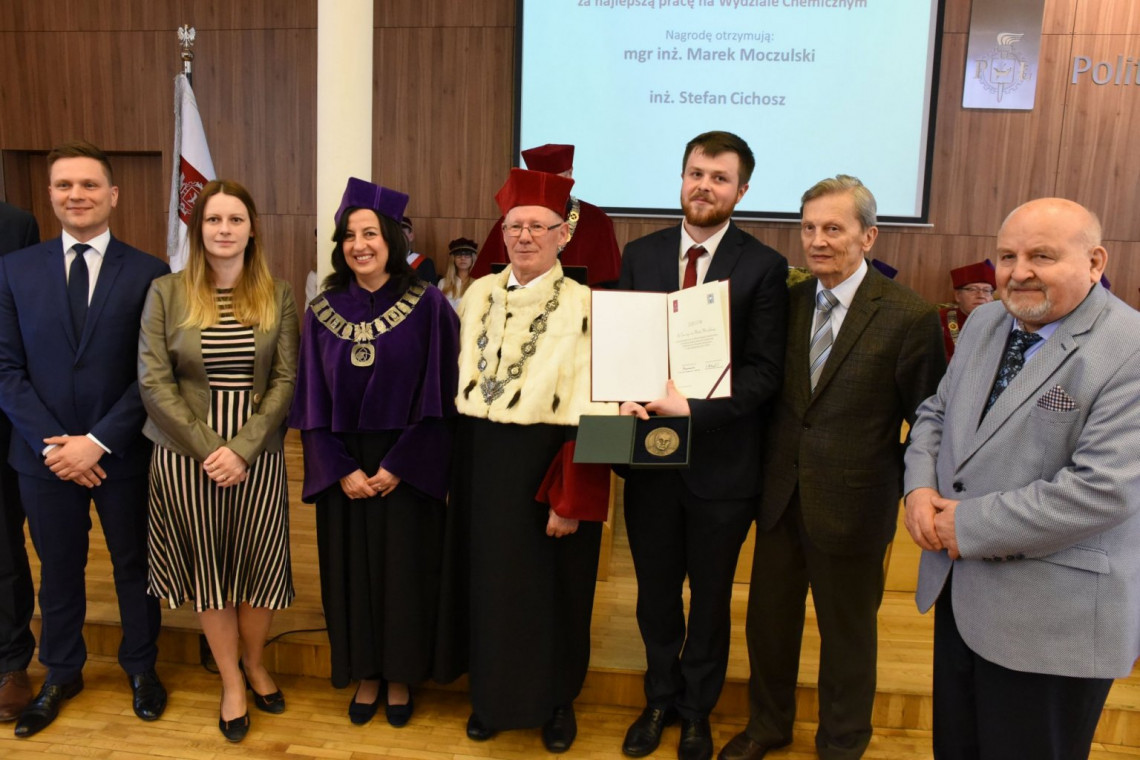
[287,178,461,728]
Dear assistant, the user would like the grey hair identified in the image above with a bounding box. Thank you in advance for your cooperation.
[800,174,877,230]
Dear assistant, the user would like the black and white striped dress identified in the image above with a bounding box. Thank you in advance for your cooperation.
[147,290,294,612]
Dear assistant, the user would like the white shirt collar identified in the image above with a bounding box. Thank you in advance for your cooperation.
[816,258,868,307]
[507,264,554,290]
[680,219,731,261]
[62,228,111,257]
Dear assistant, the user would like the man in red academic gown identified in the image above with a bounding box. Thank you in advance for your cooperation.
[938,261,995,359]
[469,143,622,287]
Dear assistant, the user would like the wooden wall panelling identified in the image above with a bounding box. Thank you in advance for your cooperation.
[187,29,317,217]
[1043,0,1079,34]
[373,26,516,266]
[1056,34,1140,242]
[0,31,169,151]
[940,0,973,35]
[925,34,1070,238]
[0,0,180,32]
[259,213,320,308]
[184,0,317,30]
[374,0,515,29]
[1072,0,1140,34]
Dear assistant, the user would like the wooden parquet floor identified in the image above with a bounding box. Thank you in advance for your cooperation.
[2,656,1139,759]
[16,432,1140,755]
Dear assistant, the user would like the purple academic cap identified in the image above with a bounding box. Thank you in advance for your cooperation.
[334,177,409,225]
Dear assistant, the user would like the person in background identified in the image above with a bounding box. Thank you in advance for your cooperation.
[453,168,615,753]
[470,143,622,287]
[0,200,40,723]
[289,177,461,729]
[938,260,995,359]
[138,179,298,742]
[0,140,169,738]
[438,237,478,310]
[400,216,438,283]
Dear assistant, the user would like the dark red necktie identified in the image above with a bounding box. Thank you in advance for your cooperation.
[683,245,705,289]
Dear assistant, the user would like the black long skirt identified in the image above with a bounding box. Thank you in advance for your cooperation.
[451,416,602,730]
[315,431,464,688]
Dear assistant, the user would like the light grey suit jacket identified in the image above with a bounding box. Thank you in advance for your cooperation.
[905,284,1140,679]
[138,273,299,464]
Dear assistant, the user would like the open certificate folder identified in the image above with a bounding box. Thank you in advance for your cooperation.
[591,279,732,402]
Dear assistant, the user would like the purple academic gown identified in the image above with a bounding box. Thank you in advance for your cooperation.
[288,278,464,686]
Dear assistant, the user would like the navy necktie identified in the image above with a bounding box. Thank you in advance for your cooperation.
[985,328,1043,413]
[68,243,91,339]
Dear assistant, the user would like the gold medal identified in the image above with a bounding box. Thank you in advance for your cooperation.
[351,342,375,367]
[644,427,680,458]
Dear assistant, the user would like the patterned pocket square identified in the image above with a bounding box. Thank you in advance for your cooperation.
[1037,385,1077,412]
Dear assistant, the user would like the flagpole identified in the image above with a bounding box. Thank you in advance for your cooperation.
[178,25,195,86]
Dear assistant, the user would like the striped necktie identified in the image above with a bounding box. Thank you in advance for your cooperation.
[809,289,839,392]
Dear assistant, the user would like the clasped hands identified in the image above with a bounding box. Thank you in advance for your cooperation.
[339,466,401,499]
[904,487,961,559]
[619,378,690,420]
[44,435,106,488]
[204,446,249,488]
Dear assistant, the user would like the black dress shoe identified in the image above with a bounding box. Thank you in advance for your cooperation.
[385,688,414,727]
[622,705,678,757]
[219,711,250,742]
[240,660,285,714]
[14,678,84,738]
[466,712,496,741]
[348,683,382,726]
[542,704,578,753]
[679,716,714,760]
[717,731,790,760]
[129,668,167,721]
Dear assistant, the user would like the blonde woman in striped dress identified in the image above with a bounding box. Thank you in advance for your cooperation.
[138,180,299,742]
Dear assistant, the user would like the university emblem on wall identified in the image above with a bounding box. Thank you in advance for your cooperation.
[972,33,1034,104]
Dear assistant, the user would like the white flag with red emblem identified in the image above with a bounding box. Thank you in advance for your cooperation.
[166,73,216,272]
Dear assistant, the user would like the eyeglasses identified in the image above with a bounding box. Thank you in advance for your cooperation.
[452,251,475,257]
[502,222,562,239]
[956,286,994,295]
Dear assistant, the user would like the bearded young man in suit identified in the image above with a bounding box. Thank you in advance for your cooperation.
[0,141,169,738]
[903,198,1140,759]
[618,130,788,760]
[0,201,40,722]
[720,175,945,760]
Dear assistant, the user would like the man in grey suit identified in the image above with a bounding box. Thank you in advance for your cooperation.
[720,175,945,760]
[903,198,1140,759]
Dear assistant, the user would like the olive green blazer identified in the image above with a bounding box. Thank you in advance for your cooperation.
[137,272,299,464]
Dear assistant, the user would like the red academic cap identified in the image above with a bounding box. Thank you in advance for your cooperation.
[521,143,575,174]
[494,168,574,217]
[951,261,996,289]
[335,177,409,225]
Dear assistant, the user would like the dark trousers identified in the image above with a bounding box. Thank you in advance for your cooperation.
[744,496,886,760]
[623,469,754,719]
[933,576,1113,760]
[20,473,160,684]
[0,414,35,671]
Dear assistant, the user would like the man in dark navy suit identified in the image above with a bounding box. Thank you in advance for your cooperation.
[617,131,788,760]
[0,141,169,737]
[0,201,40,722]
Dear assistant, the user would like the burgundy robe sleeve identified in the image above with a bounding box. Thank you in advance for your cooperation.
[536,440,611,522]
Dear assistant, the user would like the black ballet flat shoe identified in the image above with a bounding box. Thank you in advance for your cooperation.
[385,689,414,728]
[466,712,497,741]
[219,711,250,742]
[240,660,285,714]
[348,684,382,726]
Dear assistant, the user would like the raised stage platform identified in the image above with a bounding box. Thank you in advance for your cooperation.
[21,433,1140,755]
